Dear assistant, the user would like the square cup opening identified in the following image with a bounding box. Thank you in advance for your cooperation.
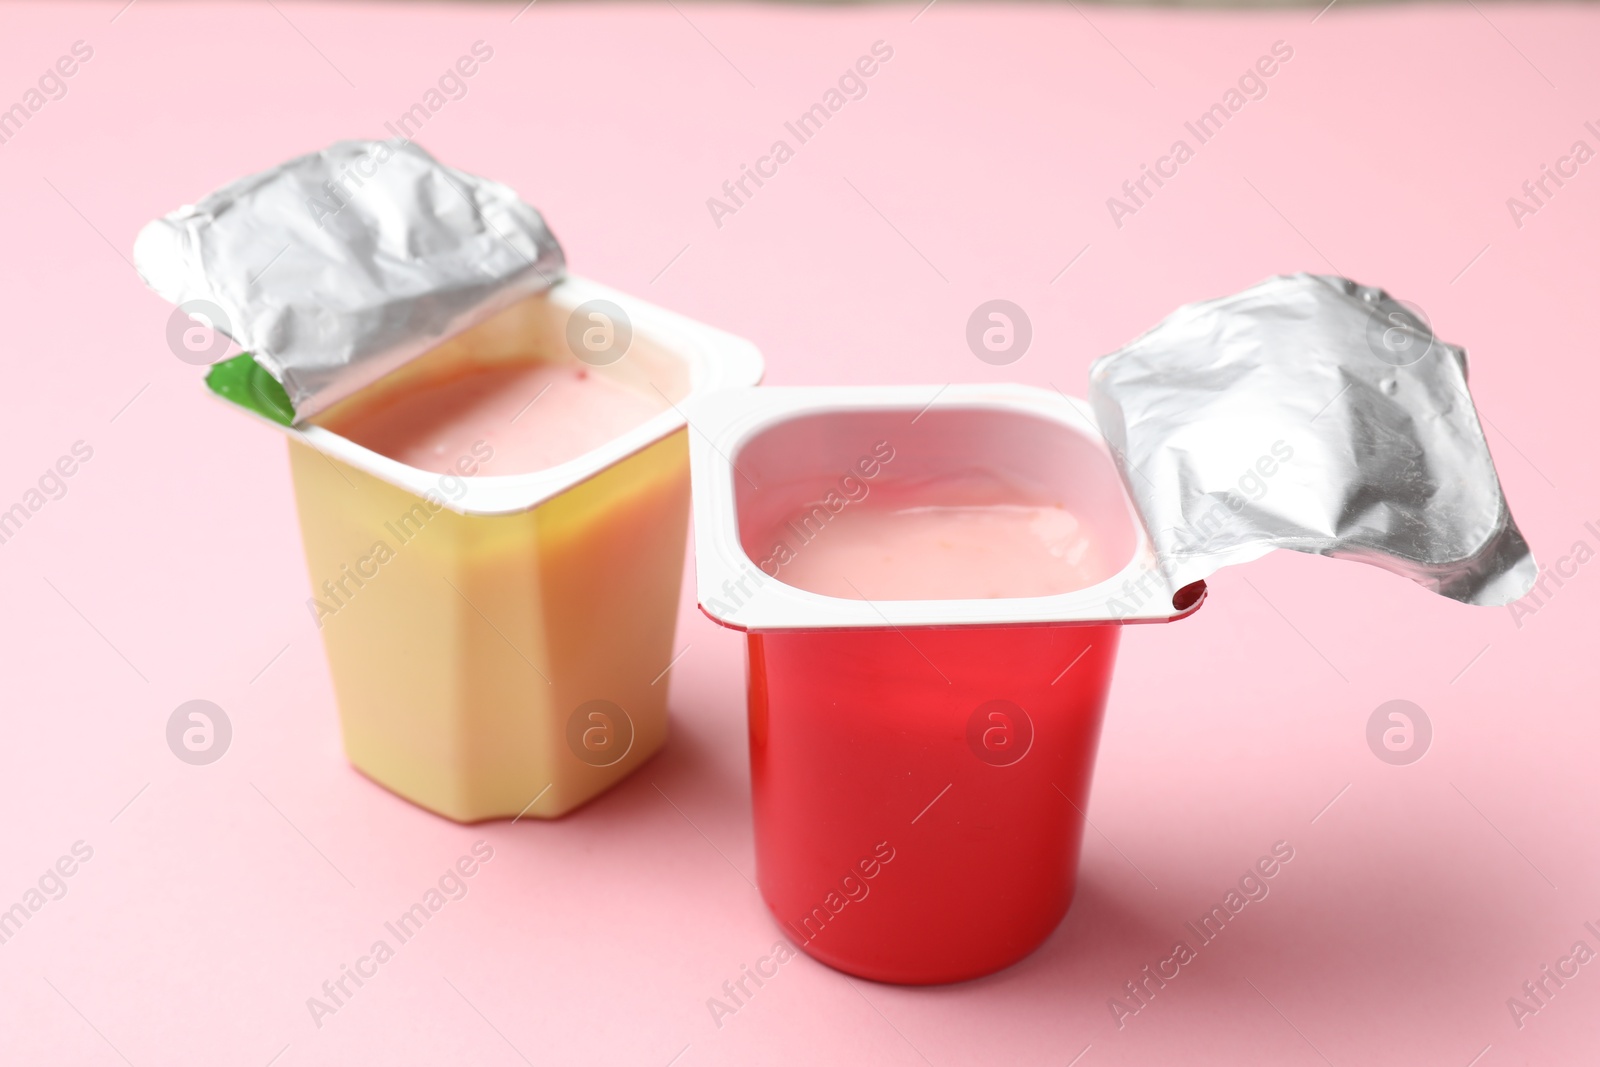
[313,287,694,437]
[731,406,1139,603]
[238,276,762,516]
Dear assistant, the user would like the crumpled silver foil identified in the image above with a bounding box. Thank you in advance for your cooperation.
[134,139,564,421]
[1089,273,1536,607]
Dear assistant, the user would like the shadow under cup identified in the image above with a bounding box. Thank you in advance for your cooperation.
[730,406,1144,985]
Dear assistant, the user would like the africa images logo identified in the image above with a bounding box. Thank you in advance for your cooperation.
[1109,841,1296,1029]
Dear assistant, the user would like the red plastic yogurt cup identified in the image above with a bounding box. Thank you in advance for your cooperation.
[688,385,1203,984]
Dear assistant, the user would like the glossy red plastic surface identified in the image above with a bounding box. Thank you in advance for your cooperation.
[747,622,1121,985]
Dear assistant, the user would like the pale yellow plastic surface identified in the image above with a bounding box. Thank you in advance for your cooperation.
[289,428,689,823]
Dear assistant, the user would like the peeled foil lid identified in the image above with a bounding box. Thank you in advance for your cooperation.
[134,139,565,421]
[1089,274,1536,607]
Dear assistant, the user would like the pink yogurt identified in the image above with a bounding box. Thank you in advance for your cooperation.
[761,491,1111,601]
[325,361,669,476]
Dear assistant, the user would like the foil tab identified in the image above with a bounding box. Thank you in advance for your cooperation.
[1089,274,1536,607]
[134,139,564,421]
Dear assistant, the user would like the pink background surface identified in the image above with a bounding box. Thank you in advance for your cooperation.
[2,1,1598,1064]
